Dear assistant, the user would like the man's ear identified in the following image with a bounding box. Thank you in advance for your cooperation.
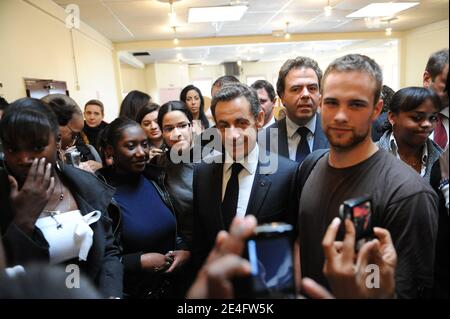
[318,94,323,113]
[387,111,395,126]
[256,110,265,129]
[423,71,432,88]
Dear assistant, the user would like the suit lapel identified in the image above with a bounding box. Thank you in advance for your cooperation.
[313,114,329,150]
[277,119,290,158]
[209,162,226,229]
[245,163,272,218]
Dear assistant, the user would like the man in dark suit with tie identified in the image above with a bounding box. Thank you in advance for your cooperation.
[192,83,300,270]
[423,49,448,150]
[265,56,329,163]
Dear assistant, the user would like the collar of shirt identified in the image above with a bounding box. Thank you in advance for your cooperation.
[440,106,449,118]
[263,116,276,129]
[388,131,428,175]
[286,113,317,138]
[224,143,259,175]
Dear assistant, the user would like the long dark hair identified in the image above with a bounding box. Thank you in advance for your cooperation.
[179,85,209,129]
[0,98,60,149]
[41,94,82,126]
[383,87,441,132]
[136,102,160,125]
[157,101,193,130]
[119,90,151,121]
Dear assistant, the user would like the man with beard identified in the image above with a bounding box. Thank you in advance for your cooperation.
[298,54,438,299]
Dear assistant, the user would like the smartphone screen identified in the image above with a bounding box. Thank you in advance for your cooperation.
[352,200,372,240]
[246,235,296,298]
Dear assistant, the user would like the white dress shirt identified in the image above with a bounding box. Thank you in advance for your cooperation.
[262,116,276,129]
[222,144,259,219]
[285,114,317,161]
[388,132,428,177]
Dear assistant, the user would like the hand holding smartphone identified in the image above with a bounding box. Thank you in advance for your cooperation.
[339,195,374,250]
[234,223,297,298]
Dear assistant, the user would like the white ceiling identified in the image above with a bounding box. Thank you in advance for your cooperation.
[53,0,449,64]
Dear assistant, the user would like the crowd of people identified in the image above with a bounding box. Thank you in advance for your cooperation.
[0,49,448,299]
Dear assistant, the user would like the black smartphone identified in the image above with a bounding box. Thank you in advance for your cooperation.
[339,196,374,248]
[234,223,297,299]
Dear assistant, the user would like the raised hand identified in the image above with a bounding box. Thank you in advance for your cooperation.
[322,217,397,299]
[9,158,55,235]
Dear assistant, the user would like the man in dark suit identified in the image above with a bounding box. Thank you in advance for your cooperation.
[192,83,300,270]
[265,56,329,163]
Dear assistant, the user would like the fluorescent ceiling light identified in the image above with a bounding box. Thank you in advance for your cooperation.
[188,5,247,23]
[347,2,419,18]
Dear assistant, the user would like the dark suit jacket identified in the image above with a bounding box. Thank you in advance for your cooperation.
[192,151,300,270]
[264,114,329,160]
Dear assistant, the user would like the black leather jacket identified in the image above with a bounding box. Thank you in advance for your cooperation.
[96,166,188,273]
[148,152,195,249]
[0,162,123,298]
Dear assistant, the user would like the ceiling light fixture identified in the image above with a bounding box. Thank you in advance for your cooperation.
[385,27,392,36]
[158,0,181,27]
[347,2,419,18]
[383,17,397,36]
[284,22,291,40]
[188,5,248,23]
[172,26,179,45]
[168,1,177,27]
[324,0,332,17]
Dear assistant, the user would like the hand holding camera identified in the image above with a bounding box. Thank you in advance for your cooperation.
[321,216,397,299]
[63,146,81,167]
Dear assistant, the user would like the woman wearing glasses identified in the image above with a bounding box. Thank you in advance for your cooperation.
[146,101,198,295]
[41,94,103,173]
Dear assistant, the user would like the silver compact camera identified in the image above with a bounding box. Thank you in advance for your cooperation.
[64,149,81,167]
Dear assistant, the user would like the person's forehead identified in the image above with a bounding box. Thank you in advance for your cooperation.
[286,67,319,83]
[323,71,376,97]
[120,125,145,139]
[216,96,252,118]
[187,89,199,96]
[144,111,158,121]
[69,114,85,130]
[85,104,102,112]
[256,88,269,96]
[162,110,189,125]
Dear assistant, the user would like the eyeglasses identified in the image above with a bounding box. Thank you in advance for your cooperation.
[162,122,191,134]
[66,124,81,141]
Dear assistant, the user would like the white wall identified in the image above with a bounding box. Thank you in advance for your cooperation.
[403,20,449,87]
[145,63,159,103]
[0,0,120,121]
[120,62,147,95]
